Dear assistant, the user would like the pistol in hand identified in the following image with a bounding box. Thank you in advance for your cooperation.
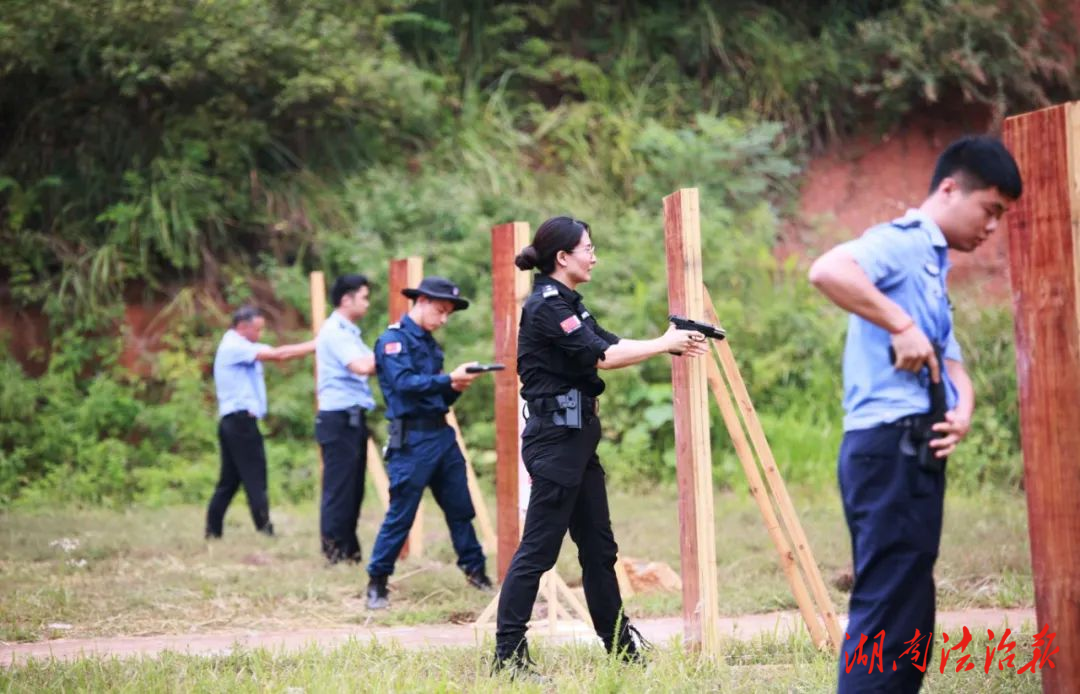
[668,315,726,341]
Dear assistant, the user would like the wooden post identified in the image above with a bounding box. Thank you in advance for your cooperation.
[309,272,327,492]
[663,188,721,655]
[1003,102,1079,693]
[491,222,530,580]
[389,256,425,558]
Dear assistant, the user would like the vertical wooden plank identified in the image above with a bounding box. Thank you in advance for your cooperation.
[1004,102,1080,694]
[309,272,327,492]
[492,221,530,581]
[389,257,425,558]
[663,188,720,655]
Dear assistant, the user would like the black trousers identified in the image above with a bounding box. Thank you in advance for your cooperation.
[496,414,625,651]
[316,408,368,563]
[206,412,271,536]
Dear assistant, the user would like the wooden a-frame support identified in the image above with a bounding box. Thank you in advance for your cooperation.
[665,188,840,654]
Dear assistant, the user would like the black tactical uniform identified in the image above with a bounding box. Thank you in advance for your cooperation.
[495,274,642,667]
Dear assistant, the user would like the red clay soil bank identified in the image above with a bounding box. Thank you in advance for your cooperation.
[784,108,1012,304]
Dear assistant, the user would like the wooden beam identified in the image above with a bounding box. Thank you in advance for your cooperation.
[366,439,391,509]
[1003,101,1080,694]
[389,256,425,559]
[309,271,327,493]
[704,289,842,651]
[704,353,828,649]
[447,409,497,552]
[663,188,720,655]
[491,222,530,581]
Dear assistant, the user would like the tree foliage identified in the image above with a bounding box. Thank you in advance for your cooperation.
[0,0,1074,504]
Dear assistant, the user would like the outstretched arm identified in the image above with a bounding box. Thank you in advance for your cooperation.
[598,326,708,370]
[256,340,316,363]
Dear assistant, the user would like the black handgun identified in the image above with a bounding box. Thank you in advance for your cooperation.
[465,363,506,373]
[920,345,948,472]
[890,344,948,472]
[668,315,726,341]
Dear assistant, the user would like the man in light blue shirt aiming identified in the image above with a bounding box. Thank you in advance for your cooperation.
[207,305,315,539]
[810,136,1022,693]
[315,274,377,563]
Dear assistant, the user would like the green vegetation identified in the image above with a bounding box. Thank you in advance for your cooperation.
[2,1,1077,505]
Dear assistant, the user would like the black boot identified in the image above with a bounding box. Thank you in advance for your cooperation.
[465,568,494,592]
[605,622,650,664]
[366,574,390,610]
[492,639,547,683]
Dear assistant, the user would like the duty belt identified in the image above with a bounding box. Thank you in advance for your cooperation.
[525,390,599,421]
[394,414,448,431]
[526,396,598,414]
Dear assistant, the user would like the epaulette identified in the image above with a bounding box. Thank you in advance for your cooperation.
[387,322,401,329]
[891,220,921,230]
[542,284,559,299]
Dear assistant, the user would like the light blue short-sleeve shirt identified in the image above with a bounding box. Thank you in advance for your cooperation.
[214,329,270,419]
[316,310,376,411]
[839,209,963,431]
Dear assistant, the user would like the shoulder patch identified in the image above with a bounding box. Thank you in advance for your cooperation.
[890,220,921,230]
[542,285,559,299]
[384,341,402,355]
[387,322,400,329]
[559,315,582,334]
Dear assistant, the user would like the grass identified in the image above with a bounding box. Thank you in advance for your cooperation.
[0,485,1033,644]
[0,629,1046,693]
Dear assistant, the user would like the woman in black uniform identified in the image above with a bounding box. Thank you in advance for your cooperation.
[493,216,708,677]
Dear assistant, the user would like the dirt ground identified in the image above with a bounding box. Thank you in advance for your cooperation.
[1,607,1036,667]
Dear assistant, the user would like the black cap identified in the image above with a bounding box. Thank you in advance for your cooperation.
[402,276,470,311]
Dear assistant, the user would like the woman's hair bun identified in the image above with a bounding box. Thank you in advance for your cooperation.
[514,245,540,270]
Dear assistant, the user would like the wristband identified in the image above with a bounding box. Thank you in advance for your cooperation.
[889,319,915,335]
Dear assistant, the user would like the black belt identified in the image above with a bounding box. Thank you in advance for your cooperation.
[318,407,367,418]
[888,414,934,430]
[223,410,256,419]
[525,395,599,415]
[395,414,448,431]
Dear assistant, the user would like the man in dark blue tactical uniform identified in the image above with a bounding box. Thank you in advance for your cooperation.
[810,136,1022,693]
[364,276,493,609]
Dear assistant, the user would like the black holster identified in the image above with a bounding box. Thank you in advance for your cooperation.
[898,415,946,473]
[526,388,585,430]
[387,419,405,451]
[552,389,582,429]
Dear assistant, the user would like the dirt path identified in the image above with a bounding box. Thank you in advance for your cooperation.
[1,608,1035,667]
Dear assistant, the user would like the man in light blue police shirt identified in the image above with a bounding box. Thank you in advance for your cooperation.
[315,274,377,564]
[810,136,1022,693]
[207,305,315,539]
[364,276,492,609]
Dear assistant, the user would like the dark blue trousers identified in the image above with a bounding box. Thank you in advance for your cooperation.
[316,408,368,563]
[837,424,946,693]
[367,426,485,577]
